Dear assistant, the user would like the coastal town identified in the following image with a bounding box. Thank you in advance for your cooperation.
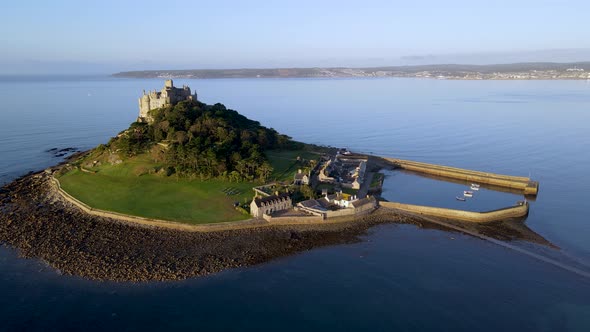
[114,64,590,80]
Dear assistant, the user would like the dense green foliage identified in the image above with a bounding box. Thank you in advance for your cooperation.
[109,101,302,181]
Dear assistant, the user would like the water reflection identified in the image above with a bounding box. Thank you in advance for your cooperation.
[380,169,553,247]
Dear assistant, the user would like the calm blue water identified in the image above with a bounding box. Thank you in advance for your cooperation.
[1,76,590,331]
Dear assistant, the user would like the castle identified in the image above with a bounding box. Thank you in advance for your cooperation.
[138,80,197,123]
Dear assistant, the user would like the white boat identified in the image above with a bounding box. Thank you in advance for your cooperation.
[471,183,480,188]
[456,196,466,201]
[463,191,473,197]
[470,185,480,191]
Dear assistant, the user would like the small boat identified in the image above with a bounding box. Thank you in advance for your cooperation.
[463,191,473,197]
[471,183,480,188]
[456,196,466,201]
[470,185,480,191]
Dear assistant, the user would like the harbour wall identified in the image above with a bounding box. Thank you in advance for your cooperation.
[380,201,529,223]
[383,158,539,195]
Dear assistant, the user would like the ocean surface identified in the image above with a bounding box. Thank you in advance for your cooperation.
[1,76,589,331]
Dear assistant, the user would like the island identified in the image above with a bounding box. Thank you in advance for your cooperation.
[0,80,548,282]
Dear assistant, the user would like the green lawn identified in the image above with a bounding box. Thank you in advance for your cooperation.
[265,149,319,181]
[58,159,255,224]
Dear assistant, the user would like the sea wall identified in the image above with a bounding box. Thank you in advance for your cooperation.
[384,158,539,195]
[326,208,355,218]
[263,214,324,223]
[380,201,529,223]
[51,177,266,232]
[51,176,372,232]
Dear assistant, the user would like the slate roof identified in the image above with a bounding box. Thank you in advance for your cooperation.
[297,199,328,211]
[254,193,291,208]
[351,196,376,208]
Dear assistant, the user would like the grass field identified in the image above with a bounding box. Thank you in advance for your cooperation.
[265,149,320,181]
[58,157,255,224]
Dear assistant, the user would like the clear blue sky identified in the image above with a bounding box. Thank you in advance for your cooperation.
[1,0,589,73]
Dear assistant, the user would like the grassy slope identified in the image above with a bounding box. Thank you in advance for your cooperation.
[58,147,324,224]
[58,156,254,224]
[265,149,319,181]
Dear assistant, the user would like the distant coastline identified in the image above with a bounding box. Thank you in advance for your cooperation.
[113,62,590,80]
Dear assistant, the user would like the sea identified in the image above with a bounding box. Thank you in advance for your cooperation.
[1,75,589,331]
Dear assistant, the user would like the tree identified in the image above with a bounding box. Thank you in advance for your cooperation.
[108,99,300,180]
[256,162,273,182]
[300,185,315,200]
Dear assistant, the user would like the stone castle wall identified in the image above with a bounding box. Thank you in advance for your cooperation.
[138,80,197,123]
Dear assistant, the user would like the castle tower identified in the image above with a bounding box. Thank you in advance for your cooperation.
[137,80,198,124]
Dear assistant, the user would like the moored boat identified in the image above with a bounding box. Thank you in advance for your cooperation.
[456,196,466,201]
[463,190,473,197]
[470,185,480,191]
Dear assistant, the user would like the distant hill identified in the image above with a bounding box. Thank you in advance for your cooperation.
[113,62,590,79]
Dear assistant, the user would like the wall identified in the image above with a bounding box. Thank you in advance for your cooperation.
[51,176,264,232]
[385,158,539,195]
[52,176,334,231]
[294,206,325,217]
[325,208,355,218]
[263,214,324,223]
[380,201,529,223]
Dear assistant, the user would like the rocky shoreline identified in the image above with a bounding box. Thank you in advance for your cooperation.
[0,172,426,282]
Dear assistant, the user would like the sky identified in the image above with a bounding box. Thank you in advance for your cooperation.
[1,0,589,74]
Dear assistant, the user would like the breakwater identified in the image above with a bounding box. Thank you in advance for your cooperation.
[380,201,529,223]
[383,158,539,195]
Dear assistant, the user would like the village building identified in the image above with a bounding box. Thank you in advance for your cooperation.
[296,192,376,219]
[349,196,377,211]
[293,169,310,185]
[250,193,292,218]
[296,197,330,216]
[318,159,336,183]
[318,155,367,189]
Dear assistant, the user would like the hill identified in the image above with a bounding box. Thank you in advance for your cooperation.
[95,100,301,181]
[56,100,322,224]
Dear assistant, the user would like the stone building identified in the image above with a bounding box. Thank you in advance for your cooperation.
[293,169,310,185]
[297,194,377,219]
[250,193,292,218]
[138,80,197,123]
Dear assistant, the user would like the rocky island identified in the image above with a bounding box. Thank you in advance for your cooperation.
[0,81,550,282]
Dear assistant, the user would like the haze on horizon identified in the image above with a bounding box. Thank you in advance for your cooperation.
[1,0,589,74]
